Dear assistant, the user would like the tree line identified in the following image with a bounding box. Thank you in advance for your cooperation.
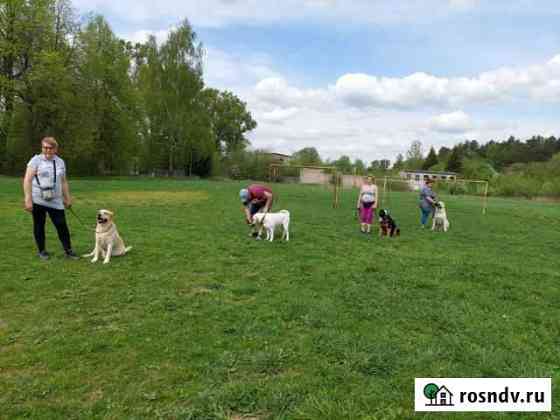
[278,134,557,177]
[0,0,256,176]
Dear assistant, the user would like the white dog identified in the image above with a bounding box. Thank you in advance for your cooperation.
[83,209,132,264]
[432,201,450,232]
[252,210,290,242]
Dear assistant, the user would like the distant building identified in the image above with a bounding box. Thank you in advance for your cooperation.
[265,152,292,164]
[300,167,331,185]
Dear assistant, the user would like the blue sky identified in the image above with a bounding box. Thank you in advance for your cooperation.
[73,0,560,163]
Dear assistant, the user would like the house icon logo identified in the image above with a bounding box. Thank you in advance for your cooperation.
[423,383,454,407]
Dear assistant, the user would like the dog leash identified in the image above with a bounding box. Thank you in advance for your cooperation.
[67,207,96,232]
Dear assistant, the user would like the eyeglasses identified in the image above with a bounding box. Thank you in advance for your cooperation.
[42,145,55,150]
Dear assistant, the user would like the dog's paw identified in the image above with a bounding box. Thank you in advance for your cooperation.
[103,260,110,264]
[91,258,98,263]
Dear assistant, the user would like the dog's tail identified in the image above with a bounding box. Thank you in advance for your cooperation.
[124,246,133,254]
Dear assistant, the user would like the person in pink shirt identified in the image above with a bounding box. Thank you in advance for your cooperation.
[356,175,378,234]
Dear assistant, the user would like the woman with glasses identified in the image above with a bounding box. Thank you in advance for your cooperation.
[23,137,79,260]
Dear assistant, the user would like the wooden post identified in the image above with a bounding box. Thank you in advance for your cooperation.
[338,172,343,208]
[382,176,387,209]
[332,170,338,208]
[335,172,341,208]
[482,181,489,215]
[335,171,342,208]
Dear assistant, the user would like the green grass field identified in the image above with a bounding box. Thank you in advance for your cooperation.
[1,176,559,419]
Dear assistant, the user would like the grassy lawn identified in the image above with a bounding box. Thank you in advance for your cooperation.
[0,176,558,419]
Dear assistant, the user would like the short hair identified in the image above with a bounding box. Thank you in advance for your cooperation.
[41,137,58,149]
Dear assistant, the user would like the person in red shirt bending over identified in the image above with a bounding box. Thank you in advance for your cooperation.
[239,184,274,237]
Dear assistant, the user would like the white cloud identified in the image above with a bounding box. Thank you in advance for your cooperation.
[261,107,300,123]
[448,0,479,10]
[202,48,280,90]
[255,77,333,110]
[429,111,473,133]
[334,55,560,109]
[334,72,449,108]
[73,0,489,27]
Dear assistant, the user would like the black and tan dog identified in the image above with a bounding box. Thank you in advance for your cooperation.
[378,209,400,237]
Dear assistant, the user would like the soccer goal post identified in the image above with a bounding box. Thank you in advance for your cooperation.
[380,176,489,215]
[268,163,342,208]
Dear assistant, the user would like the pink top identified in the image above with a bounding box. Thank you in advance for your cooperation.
[248,184,272,202]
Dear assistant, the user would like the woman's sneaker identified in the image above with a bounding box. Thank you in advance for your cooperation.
[64,250,80,260]
[38,251,50,260]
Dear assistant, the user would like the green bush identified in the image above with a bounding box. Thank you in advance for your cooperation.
[448,182,468,195]
[223,149,275,181]
[491,175,542,198]
[540,180,560,197]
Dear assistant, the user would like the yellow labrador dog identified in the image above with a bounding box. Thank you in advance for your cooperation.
[83,209,132,264]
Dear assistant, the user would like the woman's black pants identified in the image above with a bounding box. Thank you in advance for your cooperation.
[32,203,72,252]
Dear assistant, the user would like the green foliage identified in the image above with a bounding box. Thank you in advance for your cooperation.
[428,162,446,172]
[446,147,463,172]
[136,20,206,174]
[404,140,424,170]
[1,0,81,172]
[461,158,497,180]
[354,158,366,175]
[487,152,560,198]
[490,174,542,198]
[422,147,438,170]
[224,149,275,180]
[437,146,451,162]
[291,147,322,166]
[201,88,256,156]
[540,180,560,197]
[333,155,352,174]
[369,160,381,172]
[392,153,405,170]
[0,7,256,177]
[73,15,140,175]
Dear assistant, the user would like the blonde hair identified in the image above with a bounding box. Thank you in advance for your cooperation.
[41,137,58,149]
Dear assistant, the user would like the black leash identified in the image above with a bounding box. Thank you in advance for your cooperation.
[67,207,95,232]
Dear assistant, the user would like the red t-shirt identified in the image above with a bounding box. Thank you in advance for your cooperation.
[248,184,272,203]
